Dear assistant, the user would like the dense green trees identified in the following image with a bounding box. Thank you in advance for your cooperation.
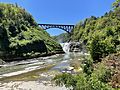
[112,0,120,8]
[71,3,120,61]
[54,0,120,89]
[0,3,63,60]
[54,58,112,90]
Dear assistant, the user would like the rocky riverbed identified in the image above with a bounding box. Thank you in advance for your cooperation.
[0,52,88,90]
[0,81,67,90]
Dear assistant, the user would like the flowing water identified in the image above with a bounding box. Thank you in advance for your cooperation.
[60,43,70,53]
[0,43,88,90]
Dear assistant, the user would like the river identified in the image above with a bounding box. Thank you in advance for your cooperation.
[0,43,88,90]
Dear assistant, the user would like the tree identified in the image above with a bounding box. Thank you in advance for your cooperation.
[112,0,120,8]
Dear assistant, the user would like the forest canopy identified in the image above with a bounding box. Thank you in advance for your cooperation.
[0,3,63,60]
[71,3,120,61]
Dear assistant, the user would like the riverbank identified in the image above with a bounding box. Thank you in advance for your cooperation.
[0,52,86,90]
[0,81,67,90]
[1,51,64,63]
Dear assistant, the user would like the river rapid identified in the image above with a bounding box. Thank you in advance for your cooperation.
[0,43,88,90]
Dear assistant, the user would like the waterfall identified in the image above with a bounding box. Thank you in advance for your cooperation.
[60,42,88,54]
[60,42,71,53]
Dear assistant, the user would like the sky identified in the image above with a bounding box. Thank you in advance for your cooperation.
[0,0,115,36]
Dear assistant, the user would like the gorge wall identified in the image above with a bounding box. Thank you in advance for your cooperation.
[0,3,63,61]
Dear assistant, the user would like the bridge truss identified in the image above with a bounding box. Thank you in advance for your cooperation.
[38,24,75,34]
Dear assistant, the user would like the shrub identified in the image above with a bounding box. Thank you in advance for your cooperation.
[89,35,116,62]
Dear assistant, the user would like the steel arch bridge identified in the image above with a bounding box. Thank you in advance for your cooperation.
[38,24,75,34]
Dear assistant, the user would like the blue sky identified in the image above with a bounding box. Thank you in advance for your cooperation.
[0,0,115,36]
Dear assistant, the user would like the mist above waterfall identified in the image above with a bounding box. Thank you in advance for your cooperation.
[52,33,70,43]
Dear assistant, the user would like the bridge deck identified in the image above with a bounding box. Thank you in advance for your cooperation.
[38,23,75,34]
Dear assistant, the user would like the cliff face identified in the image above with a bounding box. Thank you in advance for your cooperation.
[0,3,63,61]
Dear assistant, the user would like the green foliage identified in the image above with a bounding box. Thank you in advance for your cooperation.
[0,3,62,60]
[112,0,120,9]
[91,63,112,83]
[54,1,120,89]
[53,73,76,88]
[89,35,116,62]
[82,56,93,75]
[71,6,120,61]
[74,74,89,90]
[54,73,112,90]
[54,61,113,90]
[88,63,113,90]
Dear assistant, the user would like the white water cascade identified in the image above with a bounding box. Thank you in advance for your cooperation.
[60,42,71,53]
[60,42,87,54]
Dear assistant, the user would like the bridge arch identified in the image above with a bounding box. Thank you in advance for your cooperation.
[38,24,75,34]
